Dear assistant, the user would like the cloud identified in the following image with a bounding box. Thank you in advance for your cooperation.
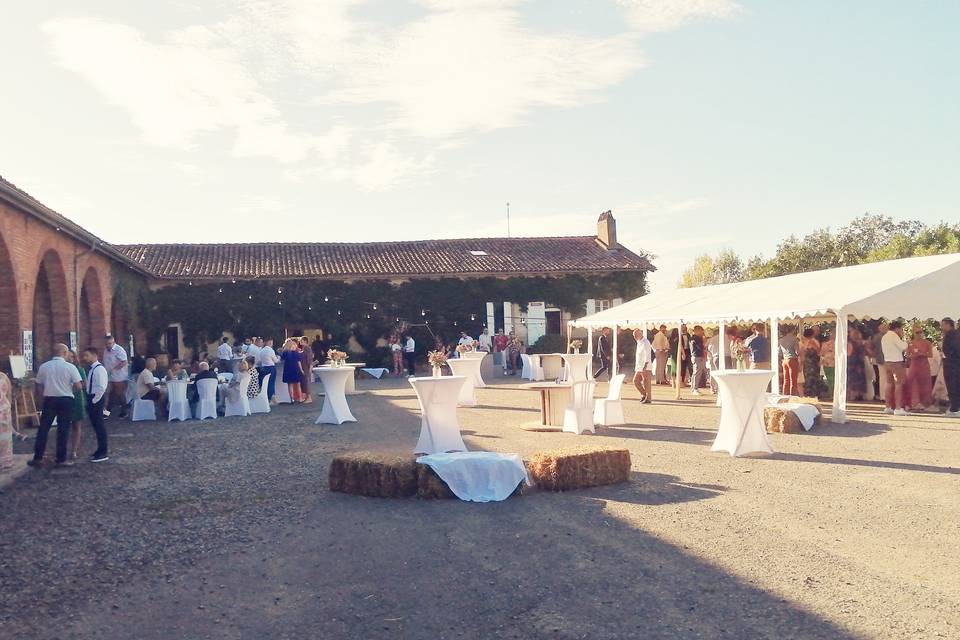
[616,0,741,32]
[41,1,740,189]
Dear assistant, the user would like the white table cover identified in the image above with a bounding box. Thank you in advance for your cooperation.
[314,366,357,425]
[360,367,390,379]
[563,353,592,382]
[416,452,529,502]
[711,370,775,457]
[410,376,467,454]
[457,352,487,387]
[539,354,564,379]
[447,358,480,406]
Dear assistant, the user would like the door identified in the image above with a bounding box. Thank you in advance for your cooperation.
[165,326,180,359]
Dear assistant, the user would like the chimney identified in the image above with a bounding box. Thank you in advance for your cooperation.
[596,210,618,248]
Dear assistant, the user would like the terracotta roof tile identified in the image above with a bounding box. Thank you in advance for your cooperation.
[115,238,654,281]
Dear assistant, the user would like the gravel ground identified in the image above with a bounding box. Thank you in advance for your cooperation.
[1,375,958,640]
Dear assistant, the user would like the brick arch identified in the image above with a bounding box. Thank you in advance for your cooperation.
[111,296,127,345]
[32,249,71,363]
[79,266,107,352]
[0,230,20,361]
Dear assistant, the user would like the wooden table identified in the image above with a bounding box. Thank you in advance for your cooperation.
[519,381,572,432]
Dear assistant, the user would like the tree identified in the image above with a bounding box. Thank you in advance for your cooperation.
[678,249,743,288]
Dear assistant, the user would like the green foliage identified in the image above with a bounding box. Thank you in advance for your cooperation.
[529,334,567,354]
[679,249,744,288]
[681,214,960,284]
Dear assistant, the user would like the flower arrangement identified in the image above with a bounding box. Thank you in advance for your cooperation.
[731,343,750,371]
[427,350,448,377]
[455,344,473,354]
[327,349,348,366]
[568,339,583,353]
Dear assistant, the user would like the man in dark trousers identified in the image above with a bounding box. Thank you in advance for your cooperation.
[941,317,960,417]
[82,347,110,462]
[594,327,613,380]
[29,343,82,467]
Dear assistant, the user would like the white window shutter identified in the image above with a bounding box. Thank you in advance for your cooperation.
[585,298,596,315]
[612,298,623,307]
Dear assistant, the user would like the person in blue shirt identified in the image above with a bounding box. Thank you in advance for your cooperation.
[746,323,771,370]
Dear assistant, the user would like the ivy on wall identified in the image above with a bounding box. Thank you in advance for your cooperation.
[141,272,648,366]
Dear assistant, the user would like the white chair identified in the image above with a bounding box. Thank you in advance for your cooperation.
[225,373,252,417]
[132,398,156,422]
[275,377,292,403]
[166,380,192,422]
[249,373,271,414]
[195,379,219,420]
[594,374,626,426]
[563,380,597,435]
[520,353,533,380]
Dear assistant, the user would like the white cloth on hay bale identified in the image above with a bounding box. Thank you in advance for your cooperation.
[360,368,390,379]
[778,402,820,430]
[416,452,530,502]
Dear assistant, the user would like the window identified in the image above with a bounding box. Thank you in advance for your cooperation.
[597,299,612,311]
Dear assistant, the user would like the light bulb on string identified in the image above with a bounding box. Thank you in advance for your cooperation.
[308,306,312,311]
[278,287,283,294]
[372,303,377,310]
[232,279,236,284]
[470,314,476,321]
[337,309,342,316]
[218,288,223,293]
[421,310,426,316]
[324,296,329,302]
[248,295,253,300]
[366,313,371,319]
[278,301,282,306]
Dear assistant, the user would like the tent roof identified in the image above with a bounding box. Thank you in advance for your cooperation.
[574,253,960,327]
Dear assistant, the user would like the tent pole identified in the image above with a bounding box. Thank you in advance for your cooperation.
[612,324,619,379]
[832,310,848,423]
[675,321,683,400]
[718,320,727,370]
[770,318,780,395]
[587,326,594,378]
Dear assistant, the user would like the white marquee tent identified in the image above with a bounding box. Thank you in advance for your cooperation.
[572,253,960,423]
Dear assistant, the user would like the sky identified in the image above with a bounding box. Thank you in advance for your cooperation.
[1,0,957,292]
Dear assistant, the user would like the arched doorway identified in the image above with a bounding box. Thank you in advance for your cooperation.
[79,267,107,351]
[0,232,20,362]
[32,249,70,364]
[111,297,127,346]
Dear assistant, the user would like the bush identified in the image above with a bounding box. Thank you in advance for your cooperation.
[529,334,567,354]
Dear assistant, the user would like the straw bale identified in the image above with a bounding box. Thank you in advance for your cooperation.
[416,465,457,499]
[526,447,631,492]
[764,398,821,434]
[328,452,418,498]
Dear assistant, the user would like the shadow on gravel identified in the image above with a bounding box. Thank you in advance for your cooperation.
[598,423,715,445]
[802,419,891,438]
[771,451,960,475]
[579,471,726,506]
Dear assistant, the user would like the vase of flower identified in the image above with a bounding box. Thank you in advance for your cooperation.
[736,357,745,372]
[427,350,448,378]
[327,349,347,367]
[568,339,583,354]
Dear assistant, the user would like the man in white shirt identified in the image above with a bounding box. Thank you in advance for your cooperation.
[881,320,909,415]
[30,343,82,467]
[82,347,109,462]
[633,328,653,403]
[102,334,129,418]
[247,337,262,366]
[457,332,475,348]
[217,337,234,368]
[404,334,416,376]
[259,338,278,402]
[651,325,670,385]
[477,328,492,353]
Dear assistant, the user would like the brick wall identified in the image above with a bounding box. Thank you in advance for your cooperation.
[0,200,118,369]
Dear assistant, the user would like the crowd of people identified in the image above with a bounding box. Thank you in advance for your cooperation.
[590,317,960,417]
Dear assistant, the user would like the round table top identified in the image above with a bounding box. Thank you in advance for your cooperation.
[711,369,774,379]
[519,381,572,391]
[313,362,366,370]
[313,366,354,376]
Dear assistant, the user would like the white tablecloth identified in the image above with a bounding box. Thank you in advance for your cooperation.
[539,354,564,379]
[416,452,529,502]
[360,367,390,379]
[314,366,357,425]
[447,358,480,406]
[410,376,467,454]
[457,352,487,387]
[778,402,819,430]
[711,370,775,457]
[563,353,592,382]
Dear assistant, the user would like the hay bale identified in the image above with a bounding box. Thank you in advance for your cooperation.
[328,452,418,498]
[764,398,821,434]
[526,447,631,492]
[416,465,457,499]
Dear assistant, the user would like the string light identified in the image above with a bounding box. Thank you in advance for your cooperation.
[366,313,371,319]
[372,303,377,310]
[248,295,253,300]
[218,288,223,293]
[337,309,341,316]
[470,314,476,321]
[278,301,282,306]
[231,279,236,284]
[421,310,426,316]
[277,287,283,294]
[308,306,312,311]
[188,281,193,286]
